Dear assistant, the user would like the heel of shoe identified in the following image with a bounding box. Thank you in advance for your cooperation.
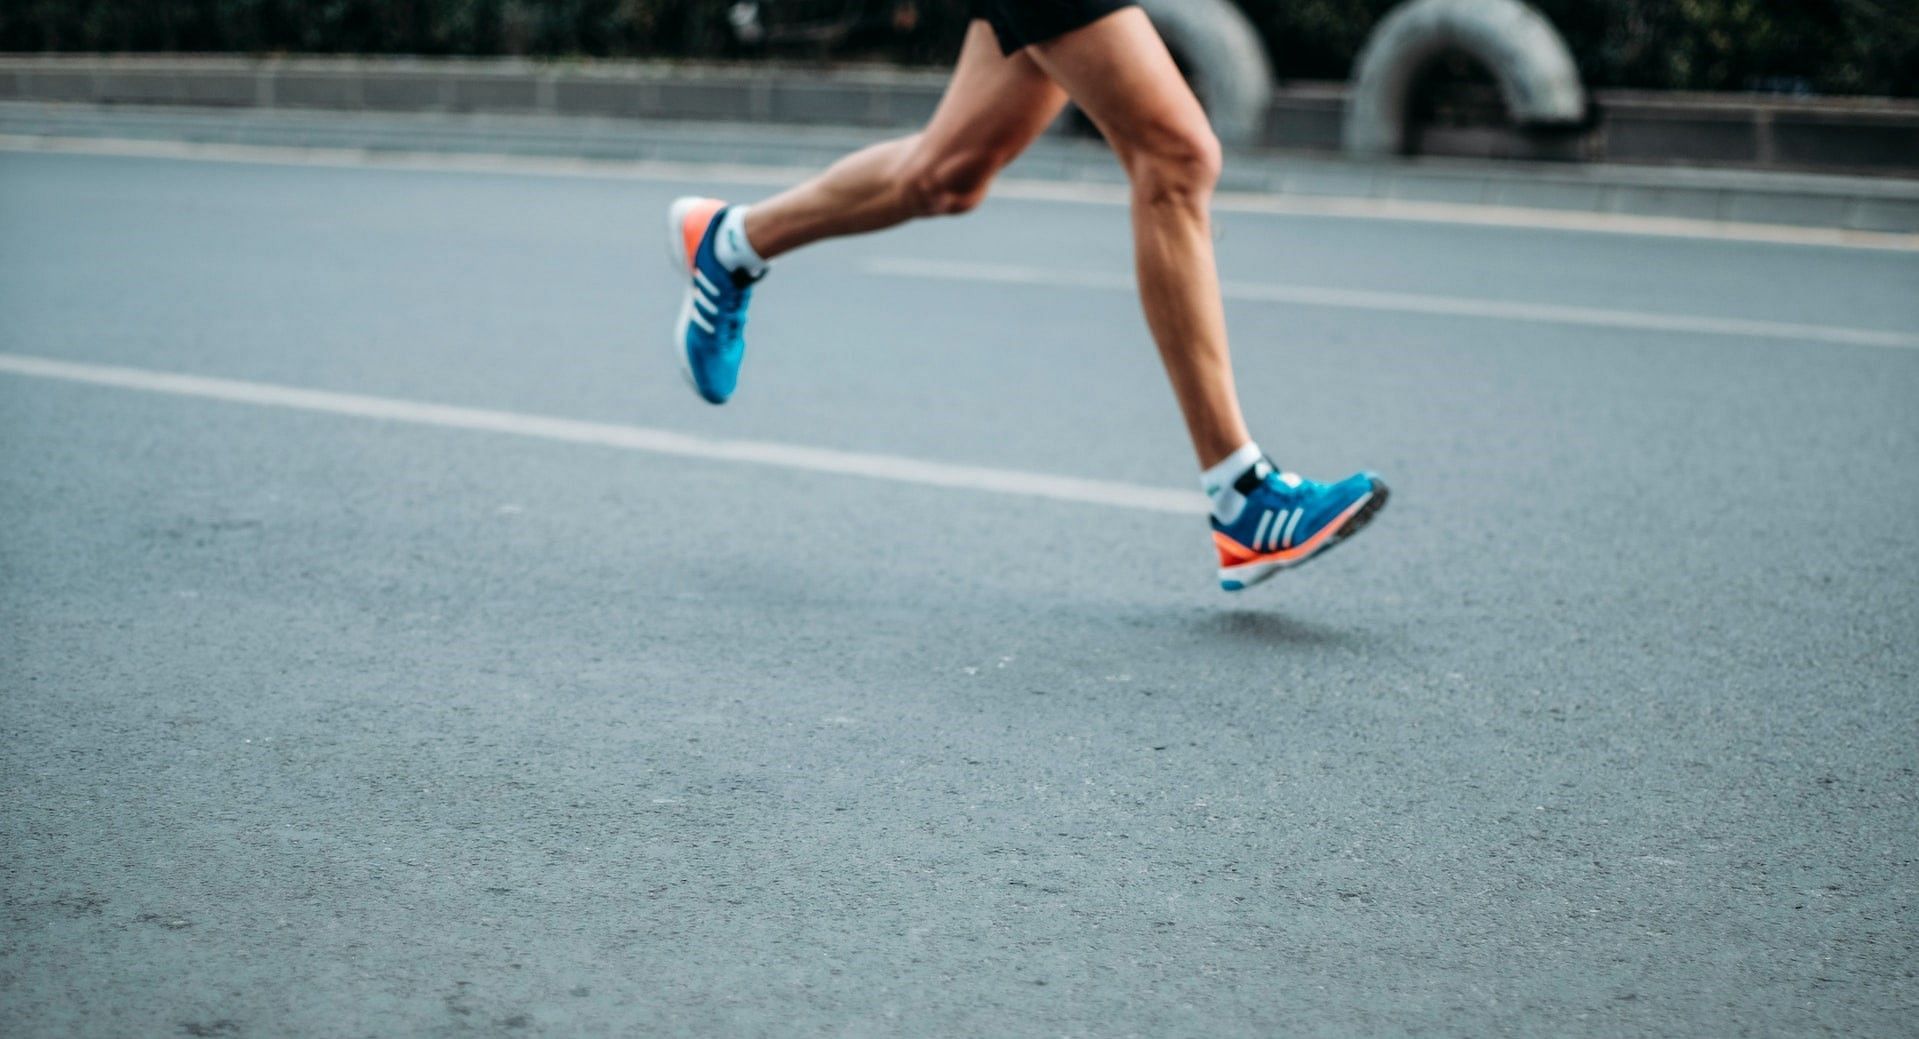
[666,197,699,272]
[666,196,724,274]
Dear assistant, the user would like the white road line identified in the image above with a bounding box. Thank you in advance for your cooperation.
[0,353,1202,516]
[3,133,1915,253]
[865,257,1919,351]
[999,177,1919,254]
[0,132,816,187]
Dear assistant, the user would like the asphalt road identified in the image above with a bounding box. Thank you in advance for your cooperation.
[2,147,1916,1037]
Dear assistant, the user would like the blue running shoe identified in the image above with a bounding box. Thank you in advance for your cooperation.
[667,197,761,404]
[1212,461,1389,591]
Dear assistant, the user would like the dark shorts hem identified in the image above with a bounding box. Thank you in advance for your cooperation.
[969,0,1139,55]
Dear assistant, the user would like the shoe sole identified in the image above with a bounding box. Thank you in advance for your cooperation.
[1218,478,1390,591]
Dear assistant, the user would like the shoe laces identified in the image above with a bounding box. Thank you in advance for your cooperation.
[1263,468,1308,499]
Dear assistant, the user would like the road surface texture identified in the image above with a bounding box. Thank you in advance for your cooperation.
[10,101,1919,236]
[2,146,1916,1037]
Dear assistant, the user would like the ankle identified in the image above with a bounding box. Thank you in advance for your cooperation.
[714,205,769,277]
[1201,442,1268,523]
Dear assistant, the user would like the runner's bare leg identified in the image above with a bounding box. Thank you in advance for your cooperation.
[1026,8,1251,468]
[744,23,1067,259]
[742,11,1252,471]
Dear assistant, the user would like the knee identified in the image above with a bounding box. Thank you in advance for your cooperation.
[898,143,1006,217]
[1126,122,1222,208]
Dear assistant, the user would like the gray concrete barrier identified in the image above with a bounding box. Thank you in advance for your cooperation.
[1344,0,1584,158]
[0,54,953,127]
[3,54,1914,178]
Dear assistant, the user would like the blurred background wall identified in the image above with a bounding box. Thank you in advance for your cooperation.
[3,0,1915,98]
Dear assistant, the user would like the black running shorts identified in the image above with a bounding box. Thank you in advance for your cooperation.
[968,0,1139,55]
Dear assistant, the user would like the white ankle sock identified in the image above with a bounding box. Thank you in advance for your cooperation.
[713,205,768,278]
[1201,442,1267,524]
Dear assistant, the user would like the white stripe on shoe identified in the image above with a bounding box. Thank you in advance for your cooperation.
[687,301,716,334]
[1252,509,1275,552]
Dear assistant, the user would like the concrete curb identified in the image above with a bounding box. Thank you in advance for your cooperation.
[5,101,1914,234]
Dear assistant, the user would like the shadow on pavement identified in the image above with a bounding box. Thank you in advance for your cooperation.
[1190,607,1363,649]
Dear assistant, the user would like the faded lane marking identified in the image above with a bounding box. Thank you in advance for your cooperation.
[2,133,1915,253]
[866,257,1919,351]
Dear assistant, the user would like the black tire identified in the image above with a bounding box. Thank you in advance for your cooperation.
[1138,0,1273,146]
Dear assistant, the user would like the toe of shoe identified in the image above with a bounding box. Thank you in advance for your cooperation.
[689,355,738,404]
[692,369,734,404]
[1340,470,1390,499]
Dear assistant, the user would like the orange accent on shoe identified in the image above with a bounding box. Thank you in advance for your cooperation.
[1215,531,1258,565]
[680,198,726,273]
[1215,495,1372,569]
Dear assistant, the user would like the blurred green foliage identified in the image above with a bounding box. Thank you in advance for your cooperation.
[0,1,739,57]
[3,0,1914,96]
